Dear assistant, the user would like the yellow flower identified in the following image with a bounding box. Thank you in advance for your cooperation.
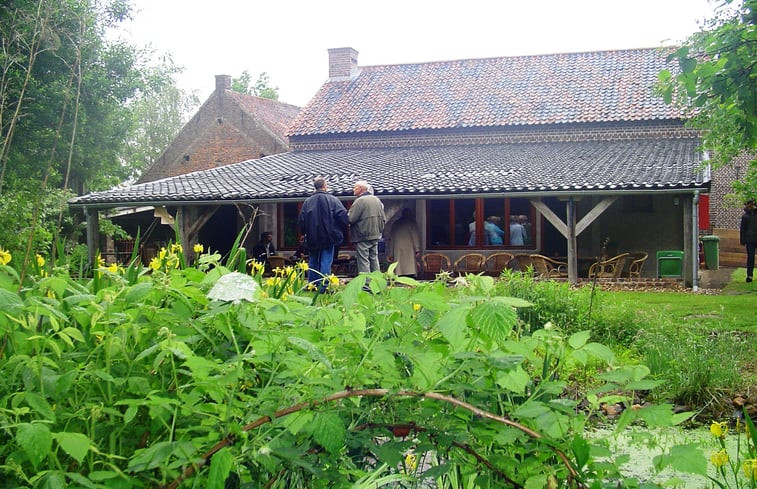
[265,277,276,286]
[404,452,418,471]
[170,243,182,254]
[97,255,105,268]
[297,261,309,271]
[710,449,729,468]
[284,265,294,277]
[328,274,339,286]
[744,459,757,480]
[710,421,728,439]
[413,303,421,312]
[158,247,167,260]
[0,248,12,266]
[36,254,45,267]
[193,243,204,254]
[149,257,162,271]
[107,263,119,274]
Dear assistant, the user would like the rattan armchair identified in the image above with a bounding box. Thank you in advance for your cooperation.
[484,252,514,277]
[588,253,629,279]
[453,253,486,275]
[529,254,569,278]
[420,253,452,279]
[624,252,648,278]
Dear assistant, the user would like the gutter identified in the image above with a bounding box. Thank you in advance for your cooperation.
[68,186,712,211]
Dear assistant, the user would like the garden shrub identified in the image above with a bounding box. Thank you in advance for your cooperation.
[0,253,709,488]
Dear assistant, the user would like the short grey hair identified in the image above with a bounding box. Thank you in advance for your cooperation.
[354,180,369,190]
[314,177,327,190]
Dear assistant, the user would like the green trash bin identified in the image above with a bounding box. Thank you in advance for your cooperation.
[700,235,720,270]
[657,250,684,278]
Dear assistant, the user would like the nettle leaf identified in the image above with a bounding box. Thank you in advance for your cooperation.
[496,366,530,394]
[468,302,516,344]
[125,282,153,303]
[568,330,591,349]
[635,404,674,427]
[54,432,92,463]
[437,307,469,351]
[281,411,314,435]
[207,447,234,489]
[287,336,332,369]
[311,412,345,455]
[17,422,52,468]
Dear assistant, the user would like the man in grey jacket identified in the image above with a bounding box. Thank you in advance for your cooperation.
[348,180,386,274]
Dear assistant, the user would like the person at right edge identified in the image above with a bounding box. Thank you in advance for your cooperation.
[740,198,757,283]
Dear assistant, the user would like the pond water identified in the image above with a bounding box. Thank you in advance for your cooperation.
[588,425,744,488]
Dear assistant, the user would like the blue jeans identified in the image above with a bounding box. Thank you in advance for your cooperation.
[308,246,335,290]
[747,242,756,278]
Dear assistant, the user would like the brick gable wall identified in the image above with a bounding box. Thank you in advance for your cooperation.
[708,152,752,230]
[139,91,290,183]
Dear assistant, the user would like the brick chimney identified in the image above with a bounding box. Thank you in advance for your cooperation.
[215,74,231,92]
[328,47,359,81]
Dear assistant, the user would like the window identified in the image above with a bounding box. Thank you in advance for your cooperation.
[426,197,534,248]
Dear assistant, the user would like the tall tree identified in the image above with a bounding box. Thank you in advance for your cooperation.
[658,0,757,198]
[231,70,279,100]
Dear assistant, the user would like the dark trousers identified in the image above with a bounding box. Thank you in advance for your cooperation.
[747,242,756,278]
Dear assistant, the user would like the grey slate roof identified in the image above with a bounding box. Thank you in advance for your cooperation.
[70,138,706,208]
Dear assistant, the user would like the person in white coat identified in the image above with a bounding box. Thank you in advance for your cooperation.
[389,208,421,277]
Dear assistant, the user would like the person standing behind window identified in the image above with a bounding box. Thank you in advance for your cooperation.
[298,177,348,291]
[348,180,386,274]
[740,198,757,283]
[509,215,526,246]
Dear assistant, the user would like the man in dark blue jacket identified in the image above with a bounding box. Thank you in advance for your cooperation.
[298,177,348,290]
[741,198,757,283]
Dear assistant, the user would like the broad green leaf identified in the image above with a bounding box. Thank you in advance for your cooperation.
[581,342,615,363]
[311,412,345,455]
[124,405,138,425]
[60,327,85,343]
[54,432,92,463]
[571,434,590,469]
[436,307,469,352]
[568,330,591,349]
[125,282,153,303]
[469,301,516,344]
[64,472,97,488]
[496,366,530,394]
[207,447,235,489]
[24,392,56,421]
[341,274,365,310]
[281,411,313,435]
[653,443,707,476]
[636,404,673,427]
[17,423,52,468]
[287,336,332,369]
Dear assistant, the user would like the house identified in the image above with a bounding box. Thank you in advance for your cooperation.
[71,47,710,285]
[107,75,301,258]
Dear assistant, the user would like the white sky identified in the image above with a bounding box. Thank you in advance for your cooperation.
[112,0,720,107]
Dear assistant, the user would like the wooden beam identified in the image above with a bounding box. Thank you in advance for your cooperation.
[566,198,578,283]
[576,197,618,235]
[529,199,568,238]
[85,207,99,268]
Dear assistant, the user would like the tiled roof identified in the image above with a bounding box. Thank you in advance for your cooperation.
[226,91,301,141]
[70,138,706,207]
[288,48,684,136]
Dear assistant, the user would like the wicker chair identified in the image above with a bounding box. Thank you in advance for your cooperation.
[588,253,629,279]
[484,252,514,277]
[453,253,486,275]
[624,252,648,278]
[507,253,536,272]
[529,254,569,278]
[421,253,452,279]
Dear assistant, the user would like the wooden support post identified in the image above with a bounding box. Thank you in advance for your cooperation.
[566,198,578,283]
[85,207,99,268]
